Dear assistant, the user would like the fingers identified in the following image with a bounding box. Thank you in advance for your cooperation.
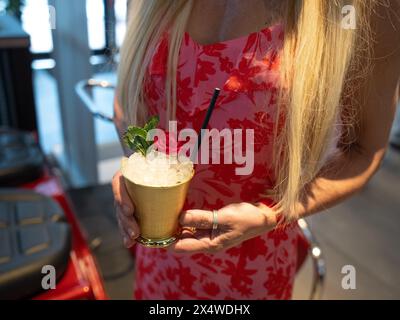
[169,229,209,253]
[117,217,132,248]
[113,170,139,248]
[179,209,214,229]
[112,171,134,217]
[119,210,140,239]
[116,207,140,248]
[168,229,223,254]
[116,206,132,248]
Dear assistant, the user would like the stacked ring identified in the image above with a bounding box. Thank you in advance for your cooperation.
[211,210,218,239]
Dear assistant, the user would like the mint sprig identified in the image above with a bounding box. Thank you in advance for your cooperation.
[123,116,160,155]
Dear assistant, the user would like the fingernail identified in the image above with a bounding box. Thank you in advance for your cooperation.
[128,229,136,239]
[121,205,132,216]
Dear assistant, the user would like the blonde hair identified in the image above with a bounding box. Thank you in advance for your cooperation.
[117,0,376,220]
[117,0,194,125]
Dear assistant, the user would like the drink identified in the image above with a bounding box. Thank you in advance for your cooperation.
[121,150,194,248]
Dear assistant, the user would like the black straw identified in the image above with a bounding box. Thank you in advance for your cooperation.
[191,88,221,162]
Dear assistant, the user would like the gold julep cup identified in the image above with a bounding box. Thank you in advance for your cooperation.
[121,157,194,248]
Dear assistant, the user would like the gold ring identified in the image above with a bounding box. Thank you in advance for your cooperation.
[190,227,197,233]
[184,227,197,233]
[212,210,218,231]
[210,210,218,239]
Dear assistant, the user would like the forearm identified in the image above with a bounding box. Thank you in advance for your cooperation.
[273,2,400,221]
[289,146,387,219]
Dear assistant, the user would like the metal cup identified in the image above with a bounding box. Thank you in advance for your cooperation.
[121,157,194,248]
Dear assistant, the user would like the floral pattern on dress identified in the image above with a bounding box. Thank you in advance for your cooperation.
[135,23,300,300]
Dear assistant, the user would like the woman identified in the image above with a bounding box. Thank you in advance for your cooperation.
[113,0,400,299]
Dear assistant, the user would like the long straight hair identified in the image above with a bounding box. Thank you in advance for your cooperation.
[117,0,376,219]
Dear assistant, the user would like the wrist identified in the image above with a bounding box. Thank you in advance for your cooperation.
[256,202,278,231]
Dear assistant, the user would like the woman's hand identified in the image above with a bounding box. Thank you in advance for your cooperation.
[169,202,278,254]
[112,171,140,248]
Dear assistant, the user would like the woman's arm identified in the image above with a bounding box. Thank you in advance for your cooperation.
[287,2,400,219]
[172,2,400,254]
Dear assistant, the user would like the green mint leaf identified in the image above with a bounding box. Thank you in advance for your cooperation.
[123,116,160,155]
[127,126,148,139]
[144,115,160,132]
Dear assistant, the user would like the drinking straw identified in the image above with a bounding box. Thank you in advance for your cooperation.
[191,88,221,162]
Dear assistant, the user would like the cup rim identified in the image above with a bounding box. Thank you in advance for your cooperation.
[121,169,195,189]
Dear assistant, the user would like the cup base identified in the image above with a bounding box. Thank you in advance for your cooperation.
[136,236,178,248]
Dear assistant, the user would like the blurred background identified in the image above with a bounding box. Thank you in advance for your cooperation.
[0,0,399,300]
[0,0,125,187]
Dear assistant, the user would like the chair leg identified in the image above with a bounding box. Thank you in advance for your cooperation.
[297,219,326,300]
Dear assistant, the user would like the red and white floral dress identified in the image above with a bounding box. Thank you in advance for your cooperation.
[134,23,300,300]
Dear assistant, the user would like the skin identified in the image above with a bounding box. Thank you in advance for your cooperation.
[113,0,400,253]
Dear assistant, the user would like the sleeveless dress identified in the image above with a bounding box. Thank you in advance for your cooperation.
[134,24,301,300]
